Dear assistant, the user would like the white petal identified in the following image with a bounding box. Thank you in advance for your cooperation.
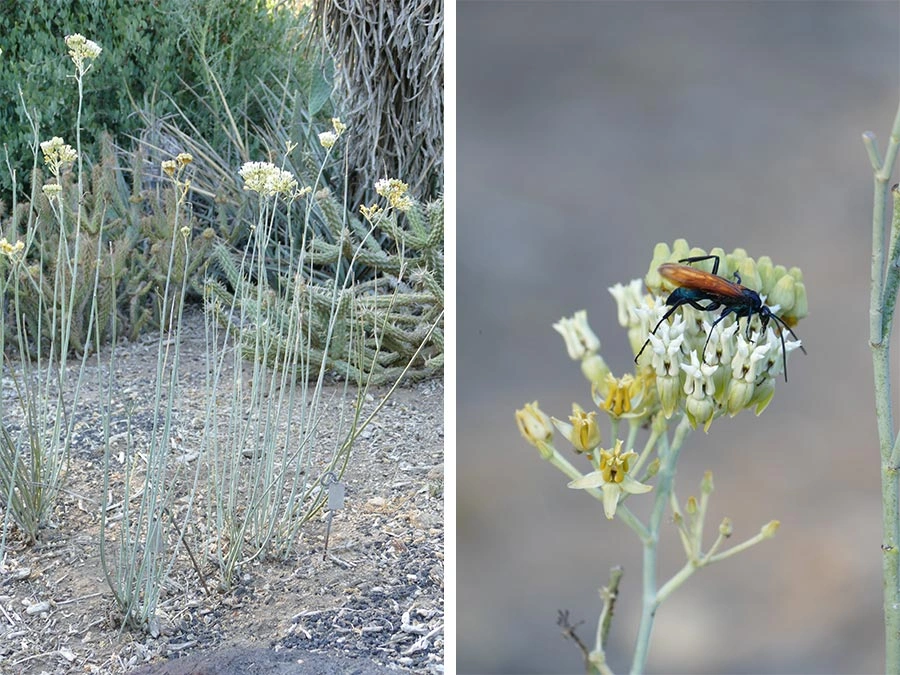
[602,483,622,519]
[621,475,653,495]
[568,471,605,489]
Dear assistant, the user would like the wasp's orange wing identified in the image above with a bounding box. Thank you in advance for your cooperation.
[658,263,745,298]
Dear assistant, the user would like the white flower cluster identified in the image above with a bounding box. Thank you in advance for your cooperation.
[40,137,77,177]
[238,162,299,198]
[64,33,101,73]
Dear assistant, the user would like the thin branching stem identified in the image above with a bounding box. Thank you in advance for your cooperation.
[630,415,691,675]
[864,97,900,673]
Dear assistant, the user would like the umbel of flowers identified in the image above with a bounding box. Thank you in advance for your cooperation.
[614,239,807,430]
[515,240,801,672]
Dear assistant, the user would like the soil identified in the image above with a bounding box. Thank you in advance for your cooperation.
[0,309,444,674]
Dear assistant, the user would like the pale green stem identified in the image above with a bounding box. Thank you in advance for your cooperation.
[654,528,770,607]
[865,98,900,674]
[630,419,658,477]
[625,420,639,454]
[630,415,691,675]
[588,566,624,675]
[694,485,711,560]
[700,526,729,563]
[706,530,772,564]
[655,561,696,606]
[669,492,694,558]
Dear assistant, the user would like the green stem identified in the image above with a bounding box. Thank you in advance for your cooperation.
[630,415,691,674]
[655,561,695,605]
[865,98,900,674]
[588,566,623,675]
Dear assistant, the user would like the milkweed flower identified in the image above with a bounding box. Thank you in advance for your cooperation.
[516,401,554,459]
[319,131,338,149]
[40,137,77,177]
[680,351,719,431]
[552,403,601,453]
[568,439,653,519]
[375,178,414,212]
[0,238,25,262]
[239,162,298,198]
[64,33,101,74]
[42,183,63,202]
[319,118,347,149]
[593,373,648,420]
[360,203,384,222]
[553,310,600,360]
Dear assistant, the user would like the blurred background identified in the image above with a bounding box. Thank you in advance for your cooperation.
[457,2,900,673]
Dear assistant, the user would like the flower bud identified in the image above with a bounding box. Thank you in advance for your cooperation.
[701,470,714,495]
[760,520,781,539]
[719,517,733,538]
[791,281,808,320]
[581,353,610,388]
[749,378,776,415]
[768,274,795,313]
[686,496,698,515]
[553,310,600,360]
[516,402,554,456]
[756,255,776,290]
[645,242,673,289]
[735,258,761,293]
[726,378,755,416]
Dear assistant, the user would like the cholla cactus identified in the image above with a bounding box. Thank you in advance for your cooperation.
[2,134,216,353]
[211,180,444,384]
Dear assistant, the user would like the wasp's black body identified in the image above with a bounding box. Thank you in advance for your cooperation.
[635,255,805,380]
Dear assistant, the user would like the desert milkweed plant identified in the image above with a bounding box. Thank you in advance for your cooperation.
[516,239,807,674]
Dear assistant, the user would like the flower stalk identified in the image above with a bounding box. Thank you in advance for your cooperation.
[863,98,900,673]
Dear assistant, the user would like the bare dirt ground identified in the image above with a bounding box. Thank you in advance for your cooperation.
[0,310,444,674]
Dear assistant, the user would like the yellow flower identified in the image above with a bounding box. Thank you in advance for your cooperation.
[515,402,554,458]
[360,203,384,222]
[0,238,25,261]
[593,373,646,419]
[374,178,414,211]
[567,440,653,519]
[319,131,338,149]
[552,403,601,453]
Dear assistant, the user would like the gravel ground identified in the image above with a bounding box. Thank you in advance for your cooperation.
[0,309,444,674]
